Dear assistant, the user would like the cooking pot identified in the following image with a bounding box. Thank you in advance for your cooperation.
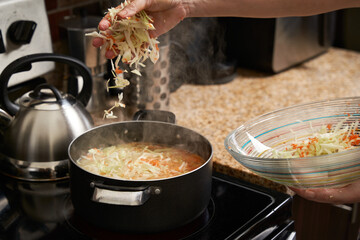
[0,53,94,181]
[68,110,213,232]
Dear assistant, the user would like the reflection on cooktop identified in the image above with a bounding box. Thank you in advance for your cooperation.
[64,197,215,240]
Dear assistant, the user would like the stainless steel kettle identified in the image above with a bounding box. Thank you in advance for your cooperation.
[0,53,94,181]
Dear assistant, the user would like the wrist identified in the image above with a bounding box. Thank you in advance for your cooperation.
[181,0,207,18]
[181,0,239,18]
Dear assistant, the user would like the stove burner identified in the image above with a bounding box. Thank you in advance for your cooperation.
[63,197,215,240]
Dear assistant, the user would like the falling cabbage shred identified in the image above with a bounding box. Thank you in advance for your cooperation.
[86,0,160,119]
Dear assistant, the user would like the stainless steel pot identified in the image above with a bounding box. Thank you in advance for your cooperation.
[68,111,213,232]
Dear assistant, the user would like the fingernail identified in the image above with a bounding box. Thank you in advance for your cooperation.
[99,20,110,31]
[105,51,115,59]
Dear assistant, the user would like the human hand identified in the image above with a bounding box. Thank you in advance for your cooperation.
[92,0,187,59]
[289,179,360,204]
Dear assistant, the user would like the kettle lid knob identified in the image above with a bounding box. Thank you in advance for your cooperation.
[20,83,77,110]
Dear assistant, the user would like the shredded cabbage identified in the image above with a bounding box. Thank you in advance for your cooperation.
[273,119,360,158]
[86,0,160,119]
[102,93,125,119]
[77,143,205,180]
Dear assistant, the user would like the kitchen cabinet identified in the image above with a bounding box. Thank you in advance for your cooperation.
[293,195,360,240]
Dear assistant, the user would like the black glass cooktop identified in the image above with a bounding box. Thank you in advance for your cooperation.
[0,172,293,240]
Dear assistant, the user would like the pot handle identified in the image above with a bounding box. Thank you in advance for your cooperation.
[133,110,176,124]
[90,182,161,206]
[0,53,92,116]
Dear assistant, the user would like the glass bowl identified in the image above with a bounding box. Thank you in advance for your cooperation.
[224,97,360,189]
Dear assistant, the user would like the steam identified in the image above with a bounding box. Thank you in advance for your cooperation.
[169,17,227,87]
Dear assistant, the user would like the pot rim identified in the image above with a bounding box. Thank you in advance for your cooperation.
[68,120,213,182]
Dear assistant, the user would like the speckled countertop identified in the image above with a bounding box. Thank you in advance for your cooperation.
[92,48,360,193]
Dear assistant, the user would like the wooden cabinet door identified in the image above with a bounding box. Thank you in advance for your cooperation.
[293,195,360,240]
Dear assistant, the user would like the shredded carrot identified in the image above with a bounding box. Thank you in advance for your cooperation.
[273,119,360,158]
[115,67,123,74]
[107,35,116,42]
[77,142,205,180]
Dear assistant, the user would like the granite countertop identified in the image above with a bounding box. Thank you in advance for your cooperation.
[92,48,360,193]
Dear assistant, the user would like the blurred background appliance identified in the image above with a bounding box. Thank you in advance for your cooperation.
[0,0,54,88]
[333,8,360,52]
[221,12,336,73]
[59,16,108,113]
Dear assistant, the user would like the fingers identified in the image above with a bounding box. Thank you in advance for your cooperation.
[97,1,150,36]
[289,184,360,204]
[99,18,111,31]
[105,49,116,59]
[92,37,104,48]
[290,187,328,203]
[92,38,116,59]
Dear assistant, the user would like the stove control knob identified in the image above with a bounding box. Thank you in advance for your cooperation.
[0,30,5,53]
[7,20,37,45]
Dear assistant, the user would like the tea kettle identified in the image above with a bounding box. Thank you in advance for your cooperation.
[0,53,94,181]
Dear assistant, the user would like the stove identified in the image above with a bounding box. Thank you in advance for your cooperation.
[0,0,54,87]
[0,172,294,240]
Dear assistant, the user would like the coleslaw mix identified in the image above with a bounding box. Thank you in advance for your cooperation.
[273,119,360,158]
[86,0,160,118]
[77,143,205,180]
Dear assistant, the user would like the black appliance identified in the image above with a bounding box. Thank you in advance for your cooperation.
[334,8,360,52]
[221,12,337,73]
[0,172,295,240]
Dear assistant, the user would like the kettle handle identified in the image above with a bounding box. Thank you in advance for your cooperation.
[0,53,92,116]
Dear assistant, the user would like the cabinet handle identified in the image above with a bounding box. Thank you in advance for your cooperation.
[351,203,359,224]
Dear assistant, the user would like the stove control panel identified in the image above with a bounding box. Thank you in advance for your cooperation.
[0,0,54,87]
[7,20,37,45]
